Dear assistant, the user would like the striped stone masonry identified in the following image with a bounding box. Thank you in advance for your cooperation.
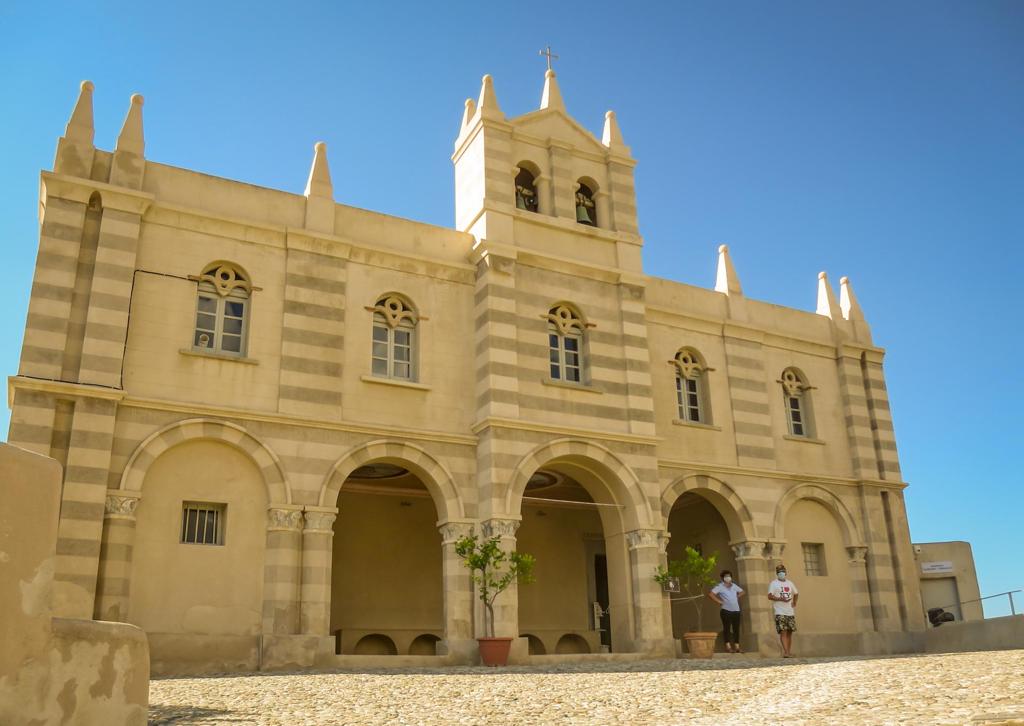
[78,208,142,389]
[617,280,657,437]
[836,350,881,479]
[548,144,577,221]
[438,521,476,655]
[299,508,337,636]
[53,396,119,618]
[480,518,521,638]
[263,507,304,634]
[19,196,88,380]
[862,358,902,480]
[846,545,876,632]
[94,491,140,621]
[278,246,347,419]
[473,254,521,422]
[625,529,673,654]
[722,335,776,468]
[606,158,638,235]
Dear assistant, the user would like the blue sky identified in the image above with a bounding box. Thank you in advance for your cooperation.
[1,2,1021,615]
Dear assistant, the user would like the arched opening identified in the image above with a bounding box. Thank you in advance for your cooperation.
[665,492,737,642]
[514,164,539,213]
[129,440,267,637]
[408,633,441,655]
[521,633,546,655]
[353,633,398,656]
[782,499,857,633]
[555,633,591,654]
[329,461,443,655]
[574,180,597,226]
[515,456,634,655]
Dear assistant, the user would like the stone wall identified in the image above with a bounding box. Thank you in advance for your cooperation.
[0,443,149,725]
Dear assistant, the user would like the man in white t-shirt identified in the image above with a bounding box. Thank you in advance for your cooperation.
[708,570,745,653]
[767,563,799,658]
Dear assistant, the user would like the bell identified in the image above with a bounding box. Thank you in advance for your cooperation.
[576,203,593,225]
[516,193,528,210]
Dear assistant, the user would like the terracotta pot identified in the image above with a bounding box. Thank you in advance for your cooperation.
[683,632,718,659]
[477,637,514,667]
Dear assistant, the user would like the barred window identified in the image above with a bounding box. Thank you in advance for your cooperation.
[181,502,225,545]
[546,305,585,383]
[370,295,418,381]
[674,349,710,424]
[192,262,251,356]
[802,542,826,576]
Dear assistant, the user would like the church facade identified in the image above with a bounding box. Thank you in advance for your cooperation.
[6,70,926,673]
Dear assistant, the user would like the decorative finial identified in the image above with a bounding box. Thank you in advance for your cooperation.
[816,271,841,319]
[115,93,145,156]
[539,45,559,71]
[64,80,95,144]
[477,74,503,118]
[602,110,626,148]
[839,276,865,322]
[714,244,743,296]
[305,141,333,199]
[540,67,566,112]
[460,97,476,132]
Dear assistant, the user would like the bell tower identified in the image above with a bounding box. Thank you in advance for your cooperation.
[452,69,643,272]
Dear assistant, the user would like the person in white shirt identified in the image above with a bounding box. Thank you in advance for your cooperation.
[767,563,799,658]
[708,570,745,653]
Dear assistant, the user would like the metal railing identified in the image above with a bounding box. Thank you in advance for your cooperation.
[934,589,1021,618]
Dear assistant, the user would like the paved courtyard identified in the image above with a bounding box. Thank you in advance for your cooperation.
[149,649,1024,726]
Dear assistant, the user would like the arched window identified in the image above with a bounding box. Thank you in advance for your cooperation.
[547,305,585,383]
[371,295,418,380]
[574,180,597,227]
[674,349,710,424]
[192,262,251,356]
[780,368,813,437]
[514,165,539,213]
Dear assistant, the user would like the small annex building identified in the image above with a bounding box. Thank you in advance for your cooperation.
[5,69,927,672]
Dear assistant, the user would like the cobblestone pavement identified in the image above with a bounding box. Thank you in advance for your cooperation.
[149,650,1024,726]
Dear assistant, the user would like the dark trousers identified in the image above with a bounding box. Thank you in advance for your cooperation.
[720,609,741,644]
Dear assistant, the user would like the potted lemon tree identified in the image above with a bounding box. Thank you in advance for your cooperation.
[655,546,719,659]
[455,533,536,666]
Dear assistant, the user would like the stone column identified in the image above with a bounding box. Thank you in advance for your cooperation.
[731,539,774,654]
[263,507,304,634]
[93,492,140,622]
[548,143,576,221]
[438,521,476,661]
[594,190,611,230]
[846,546,876,633]
[625,529,674,656]
[299,508,337,636]
[480,518,520,638]
[534,174,553,216]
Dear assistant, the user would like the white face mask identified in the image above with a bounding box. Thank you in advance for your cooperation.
[777,572,787,581]
[723,576,733,584]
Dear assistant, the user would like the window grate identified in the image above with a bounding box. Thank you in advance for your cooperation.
[181,502,225,545]
[802,542,825,576]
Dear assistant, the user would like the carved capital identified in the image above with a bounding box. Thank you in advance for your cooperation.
[625,529,665,551]
[104,493,140,519]
[763,541,786,561]
[846,545,868,565]
[303,511,337,534]
[730,540,767,559]
[267,508,304,532]
[439,522,475,545]
[481,518,519,539]
[657,532,671,555]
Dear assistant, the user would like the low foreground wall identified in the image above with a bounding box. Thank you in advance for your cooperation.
[925,615,1024,654]
[0,443,149,725]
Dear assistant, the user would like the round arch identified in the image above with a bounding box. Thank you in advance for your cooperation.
[318,440,464,521]
[118,418,291,504]
[660,473,756,542]
[773,483,864,548]
[504,438,654,530]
